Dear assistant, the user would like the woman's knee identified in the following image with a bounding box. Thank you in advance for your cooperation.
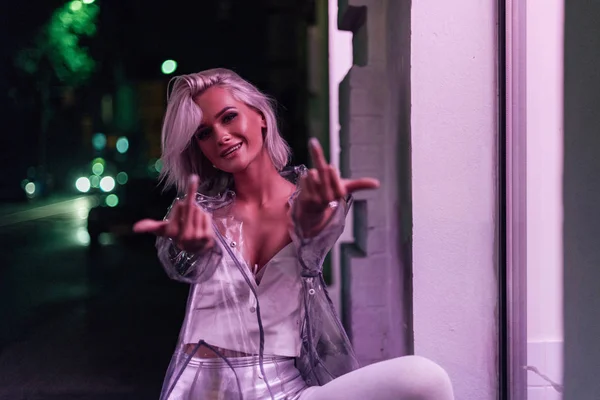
[390,355,454,400]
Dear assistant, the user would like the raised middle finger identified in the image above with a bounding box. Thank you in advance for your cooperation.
[309,139,334,200]
[309,138,328,173]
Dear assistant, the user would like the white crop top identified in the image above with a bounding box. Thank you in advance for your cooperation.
[182,242,304,357]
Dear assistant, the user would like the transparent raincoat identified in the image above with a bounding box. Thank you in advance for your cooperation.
[156,165,359,399]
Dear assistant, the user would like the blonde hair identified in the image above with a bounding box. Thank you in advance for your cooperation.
[159,68,291,194]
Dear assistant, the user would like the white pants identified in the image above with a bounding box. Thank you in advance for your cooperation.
[167,355,454,400]
[300,356,454,400]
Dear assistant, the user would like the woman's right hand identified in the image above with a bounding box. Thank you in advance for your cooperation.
[133,175,215,253]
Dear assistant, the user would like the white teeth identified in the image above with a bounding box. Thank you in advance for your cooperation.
[223,144,241,156]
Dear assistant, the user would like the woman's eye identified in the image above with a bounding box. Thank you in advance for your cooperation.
[222,113,237,124]
[195,128,211,141]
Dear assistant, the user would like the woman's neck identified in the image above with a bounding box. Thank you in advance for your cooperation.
[232,152,291,207]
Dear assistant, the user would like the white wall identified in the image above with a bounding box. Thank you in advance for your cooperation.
[411,1,498,399]
[526,0,564,398]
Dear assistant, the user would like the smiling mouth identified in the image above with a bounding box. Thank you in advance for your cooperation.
[221,143,242,157]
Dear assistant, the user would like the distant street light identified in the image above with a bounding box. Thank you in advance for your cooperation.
[161,60,178,75]
[75,177,91,193]
[106,194,119,207]
[116,137,129,153]
[25,182,36,196]
[70,0,82,11]
[99,176,115,192]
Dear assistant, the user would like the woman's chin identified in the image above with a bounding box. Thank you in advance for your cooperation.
[216,158,248,174]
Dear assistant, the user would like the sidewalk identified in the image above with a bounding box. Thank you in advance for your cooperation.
[0,193,89,216]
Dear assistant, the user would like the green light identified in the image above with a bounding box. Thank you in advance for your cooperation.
[116,171,129,185]
[148,159,158,175]
[75,227,90,245]
[24,182,36,195]
[116,137,129,154]
[105,194,119,207]
[100,176,115,192]
[92,133,106,151]
[75,177,91,193]
[154,159,163,172]
[70,0,82,11]
[92,162,104,176]
[82,0,95,4]
[93,157,105,165]
[161,60,177,75]
[90,175,100,188]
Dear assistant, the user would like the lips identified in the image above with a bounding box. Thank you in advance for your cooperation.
[220,143,243,157]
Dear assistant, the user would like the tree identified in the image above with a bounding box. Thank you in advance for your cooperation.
[14,0,99,192]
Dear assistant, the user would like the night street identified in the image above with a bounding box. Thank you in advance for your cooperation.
[0,196,188,399]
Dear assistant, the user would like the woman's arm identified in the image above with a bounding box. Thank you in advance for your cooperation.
[289,194,353,266]
[156,236,222,284]
[289,138,378,267]
[155,199,222,284]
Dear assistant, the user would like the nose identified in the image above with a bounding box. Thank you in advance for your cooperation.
[214,125,232,145]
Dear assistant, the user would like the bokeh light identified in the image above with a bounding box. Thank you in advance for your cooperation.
[105,194,119,207]
[116,171,129,185]
[98,233,115,245]
[75,227,90,245]
[116,137,129,154]
[92,162,104,176]
[161,60,177,74]
[99,176,115,192]
[75,177,91,193]
[70,0,82,12]
[24,182,36,195]
[90,175,100,188]
[154,158,163,172]
[92,133,106,151]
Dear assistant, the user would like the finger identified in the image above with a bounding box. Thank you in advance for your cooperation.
[298,174,315,214]
[308,168,321,199]
[308,138,328,171]
[186,175,199,208]
[181,176,199,238]
[181,203,197,243]
[177,200,190,237]
[319,165,334,202]
[196,212,211,250]
[165,202,182,238]
[329,167,347,199]
[199,208,210,232]
[343,178,381,193]
[133,219,169,235]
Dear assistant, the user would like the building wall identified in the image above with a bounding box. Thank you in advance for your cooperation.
[338,1,498,398]
[411,1,499,398]
[338,0,411,364]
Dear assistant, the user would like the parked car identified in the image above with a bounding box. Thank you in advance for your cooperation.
[87,177,175,249]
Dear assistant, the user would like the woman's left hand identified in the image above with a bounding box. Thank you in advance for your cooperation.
[296,138,380,233]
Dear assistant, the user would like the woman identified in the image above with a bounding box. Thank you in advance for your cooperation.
[134,68,454,400]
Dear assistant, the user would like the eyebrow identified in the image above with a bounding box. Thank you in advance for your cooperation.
[198,106,234,128]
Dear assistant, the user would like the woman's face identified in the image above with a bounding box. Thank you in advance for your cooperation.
[193,86,267,173]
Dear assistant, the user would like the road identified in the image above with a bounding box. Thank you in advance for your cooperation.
[0,195,189,399]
